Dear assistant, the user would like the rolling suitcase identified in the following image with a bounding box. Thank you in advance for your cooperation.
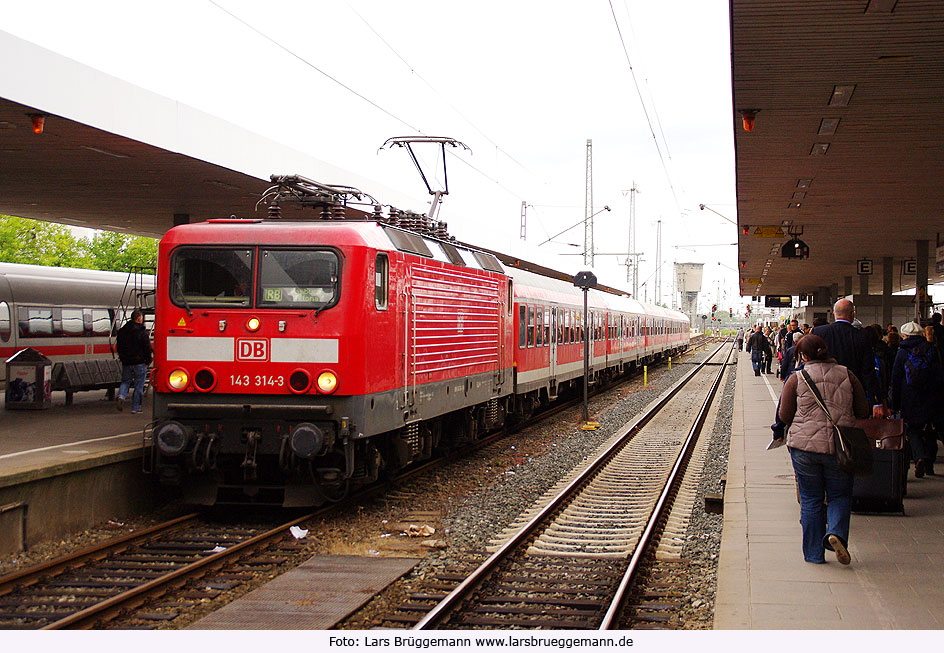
[852,418,905,513]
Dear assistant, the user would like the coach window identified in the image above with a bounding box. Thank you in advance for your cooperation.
[89,309,111,335]
[60,308,84,336]
[518,305,526,348]
[259,249,340,309]
[535,309,543,347]
[507,281,513,315]
[0,302,9,342]
[374,253,388,310]
[527,305,535,347]
[543,308,550,346]
[18,306,52,337]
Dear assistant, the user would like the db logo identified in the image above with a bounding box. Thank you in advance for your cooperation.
[236,338,268,361]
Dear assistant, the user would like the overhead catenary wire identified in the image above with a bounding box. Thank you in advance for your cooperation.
[206,0,528,204]
[607,0,683,215]
[343,0,533,176]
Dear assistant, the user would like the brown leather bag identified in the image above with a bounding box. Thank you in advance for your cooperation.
[856,417,905,450]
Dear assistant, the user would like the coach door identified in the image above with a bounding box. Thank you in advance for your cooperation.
[549,306,558,381]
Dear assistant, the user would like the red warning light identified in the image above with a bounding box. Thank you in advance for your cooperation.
[29,114,45,135]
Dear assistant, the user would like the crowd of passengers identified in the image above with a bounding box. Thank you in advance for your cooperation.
[736,301,944,566]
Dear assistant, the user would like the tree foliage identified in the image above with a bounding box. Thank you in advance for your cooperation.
[0,214,157,272]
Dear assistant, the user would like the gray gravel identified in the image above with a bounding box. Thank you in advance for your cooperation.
[394,345,733,599]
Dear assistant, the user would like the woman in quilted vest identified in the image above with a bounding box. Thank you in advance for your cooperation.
[779,335,870,565]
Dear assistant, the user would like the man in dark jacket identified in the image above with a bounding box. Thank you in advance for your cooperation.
[811,299,883,416]
[115,309,152,414]
[891,321,944,477]
[746,325,771,376]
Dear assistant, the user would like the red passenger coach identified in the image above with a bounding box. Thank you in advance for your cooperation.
[148,175,688,507]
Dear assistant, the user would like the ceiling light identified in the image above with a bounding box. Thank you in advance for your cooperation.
[81,145,129,158]
[781,219,793,226]
[810,143,829,156]
[788,202,802,208]
[792,192,807,201]
[828,85,856,107]
[818,118,840,135]
[797,179,812,190]
[866,0,898,13]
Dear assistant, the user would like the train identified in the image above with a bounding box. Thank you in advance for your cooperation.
[0,262,154,386]
[147,176,690,507]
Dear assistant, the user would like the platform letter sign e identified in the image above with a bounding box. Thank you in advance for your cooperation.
[236,338,268,361]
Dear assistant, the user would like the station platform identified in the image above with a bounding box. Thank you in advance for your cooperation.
[0,390,154,554]
[715,352,944,629]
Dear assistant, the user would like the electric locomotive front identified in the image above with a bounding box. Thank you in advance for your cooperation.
[150,219,399,506]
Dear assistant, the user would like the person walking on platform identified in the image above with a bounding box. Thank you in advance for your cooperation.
[736,326,745,351]
[891,321,944,478]
[812,299,884,417]
[763,326,775,374]
[779,335,870,565]
[115,309,152,414]
[746,325,771,376]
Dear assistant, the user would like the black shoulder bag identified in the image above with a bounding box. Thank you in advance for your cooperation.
[799,370,873,476]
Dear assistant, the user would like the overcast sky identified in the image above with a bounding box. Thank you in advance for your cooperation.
[2,0,740,310]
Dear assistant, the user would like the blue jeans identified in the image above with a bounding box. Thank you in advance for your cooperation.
[751,351,763,373]
[118,363,148,411]
[789,447,854,563]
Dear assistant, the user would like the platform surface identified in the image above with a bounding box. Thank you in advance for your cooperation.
[715,352,944,629]
[0,390,147,486]
[190,554,419,629]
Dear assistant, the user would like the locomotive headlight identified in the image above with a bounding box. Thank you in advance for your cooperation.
[246,317,261,332]
[316,370,338,394]
[167,369,190,391]
[155,421,191,457]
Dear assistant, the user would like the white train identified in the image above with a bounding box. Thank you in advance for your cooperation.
[0,262,154,386]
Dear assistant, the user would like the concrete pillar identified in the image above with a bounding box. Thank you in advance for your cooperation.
[859,274,870,296]
[844,276,853,298]
[882,257,893,328]
[916,240,929,320]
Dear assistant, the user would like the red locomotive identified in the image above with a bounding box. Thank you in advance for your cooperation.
[148,176,689,506]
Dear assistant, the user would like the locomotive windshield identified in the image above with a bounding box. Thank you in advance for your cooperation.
[258,249,339,308]
[170,248,253,307]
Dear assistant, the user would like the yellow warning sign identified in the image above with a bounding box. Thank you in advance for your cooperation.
[753,226,785,238]
[746,278,763,284]
[177,317,187,326]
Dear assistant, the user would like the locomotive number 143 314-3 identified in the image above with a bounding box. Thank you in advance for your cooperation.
[230,375,285,387]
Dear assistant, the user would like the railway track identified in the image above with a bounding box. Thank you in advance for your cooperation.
[376,340,733,629]
[0,336,715,630]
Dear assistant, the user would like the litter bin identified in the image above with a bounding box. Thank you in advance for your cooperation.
[5,348,52,410]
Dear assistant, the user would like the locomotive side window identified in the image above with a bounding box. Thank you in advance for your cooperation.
[0,302,10,342]
[259,249,339,309]
[518,305,526,348]
[171,248,252,308]
[375,254,388,310]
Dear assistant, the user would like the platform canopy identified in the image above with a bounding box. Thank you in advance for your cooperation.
[0,29,415,238]
[731,0,944,297]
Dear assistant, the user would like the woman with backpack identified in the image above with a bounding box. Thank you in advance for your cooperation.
[891,321,944,478]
